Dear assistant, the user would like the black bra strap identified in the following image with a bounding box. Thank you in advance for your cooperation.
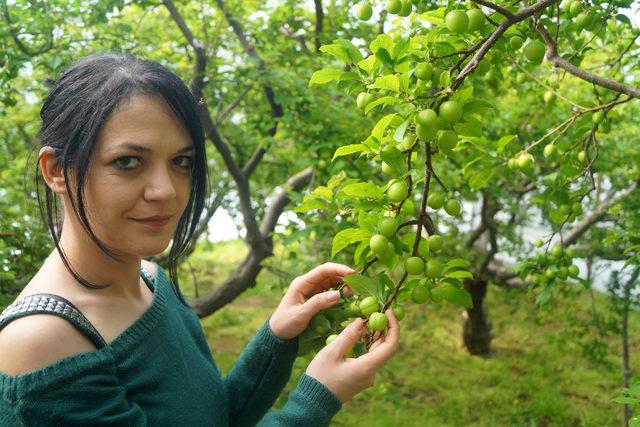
[0,293,108,349]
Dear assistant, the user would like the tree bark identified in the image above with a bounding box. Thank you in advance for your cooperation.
[463,278,493,355]
[189,167,314,316]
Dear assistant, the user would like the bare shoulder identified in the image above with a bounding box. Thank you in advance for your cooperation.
[0,314,97,376]
[141,259,158,281]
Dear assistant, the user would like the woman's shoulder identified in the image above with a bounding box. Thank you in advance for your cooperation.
[0,313,97,376]
[0,259,159,377]
[0,263,95,378]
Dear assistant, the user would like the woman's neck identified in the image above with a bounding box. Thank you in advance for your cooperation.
[49,223,144,300]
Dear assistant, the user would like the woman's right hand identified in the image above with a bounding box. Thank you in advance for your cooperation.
[305,309,400,404]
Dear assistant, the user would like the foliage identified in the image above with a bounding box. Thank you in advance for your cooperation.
[294,0,640,354]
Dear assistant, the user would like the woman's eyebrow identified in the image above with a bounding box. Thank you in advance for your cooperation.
[108,142,195,154]
[176,144,195,153]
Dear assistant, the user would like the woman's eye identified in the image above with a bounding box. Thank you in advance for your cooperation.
[174,156,193,170]
[113,157,141,170]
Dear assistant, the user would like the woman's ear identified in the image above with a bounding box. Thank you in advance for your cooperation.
[39,147,67,194]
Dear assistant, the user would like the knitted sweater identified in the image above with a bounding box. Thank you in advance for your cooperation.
[0,265,341,426]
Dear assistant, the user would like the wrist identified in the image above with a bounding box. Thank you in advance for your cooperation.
[268,314,297,341]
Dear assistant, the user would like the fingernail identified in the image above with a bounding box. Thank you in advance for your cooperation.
[325,290,340,301]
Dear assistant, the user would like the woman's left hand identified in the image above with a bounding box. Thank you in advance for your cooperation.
[269,262,356,340]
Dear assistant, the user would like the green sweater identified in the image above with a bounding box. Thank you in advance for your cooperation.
[0,265,342,426]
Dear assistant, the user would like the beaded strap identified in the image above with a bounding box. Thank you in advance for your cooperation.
[0,267,156,350]
[0,293,108,349]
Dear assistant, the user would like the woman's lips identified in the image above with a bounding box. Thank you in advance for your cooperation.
[131,215,173,228]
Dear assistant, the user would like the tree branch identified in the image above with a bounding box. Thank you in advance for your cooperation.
[487,178,639,289]
[190,168,314,315]
[162,0,207,98]
[471,0,515,20]
[215,0,284,179]
[214,0,283,118]
[259,167,314,238]
[536,24,640,98]
[451,0,555,91]
[2,1,54,56]
[563,178,640,246]
[215,85,252,125]
[314,0,324,52]
[279,26,311,55]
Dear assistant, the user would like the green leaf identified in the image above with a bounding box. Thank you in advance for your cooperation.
[339,71,360,81]
[393,118,410,142]
[370,34,394,55]
[454,120,483,138]
[340,182,384,199]
[418,10,445,26]
[451,85,474,104]
[354,240,371,266]
[309,69,343,86]
[611,396,638,404]
[327,172,347,190]
[616,14,632,25]
[495,134,516,154]
[335,38,364,64]
[333,144,368,160]
[373,74,400,92]
[377,272,395,293]
[375,48,394,66]
[357,210,378,232]
[342,274,381,298]
[468,166,496,190]
[331,228,373,257]
[549,209,566,225]
[463,100,494,115]
[294,199,327,213]
[380,146,404,170]
[624,384,640,395]
[442,285,473,308]
[358,55,377,75]
[364,96,404,114]
[445,270,474,280]
[439,70,451,87]
[309,186,333,201]
[319,44,350,62]
[372,114,398,141]
[535,285,553,308]
[630,417,640,427]
[446,258,470,270]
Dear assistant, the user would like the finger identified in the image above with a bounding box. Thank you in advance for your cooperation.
[329,318,365,358]
[341,286,354,298]
[358,310,399,367]
[290,263,356,296]
[299,290,341,317]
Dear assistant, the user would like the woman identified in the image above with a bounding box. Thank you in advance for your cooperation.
[0,53,399,426]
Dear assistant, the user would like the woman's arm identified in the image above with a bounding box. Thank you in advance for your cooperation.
[224,263,355,425]
[255,312,399,426]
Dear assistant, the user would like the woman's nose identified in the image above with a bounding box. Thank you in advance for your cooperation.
[144,166,177,201]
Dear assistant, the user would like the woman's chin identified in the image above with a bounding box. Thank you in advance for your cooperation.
[137,242,172,257]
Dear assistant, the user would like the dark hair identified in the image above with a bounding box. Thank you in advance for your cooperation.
[35,52,208,297]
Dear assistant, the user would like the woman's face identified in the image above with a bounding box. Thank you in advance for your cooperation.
[79,93,194,258]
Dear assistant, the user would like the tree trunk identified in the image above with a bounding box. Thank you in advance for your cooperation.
[463,278,493,355]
